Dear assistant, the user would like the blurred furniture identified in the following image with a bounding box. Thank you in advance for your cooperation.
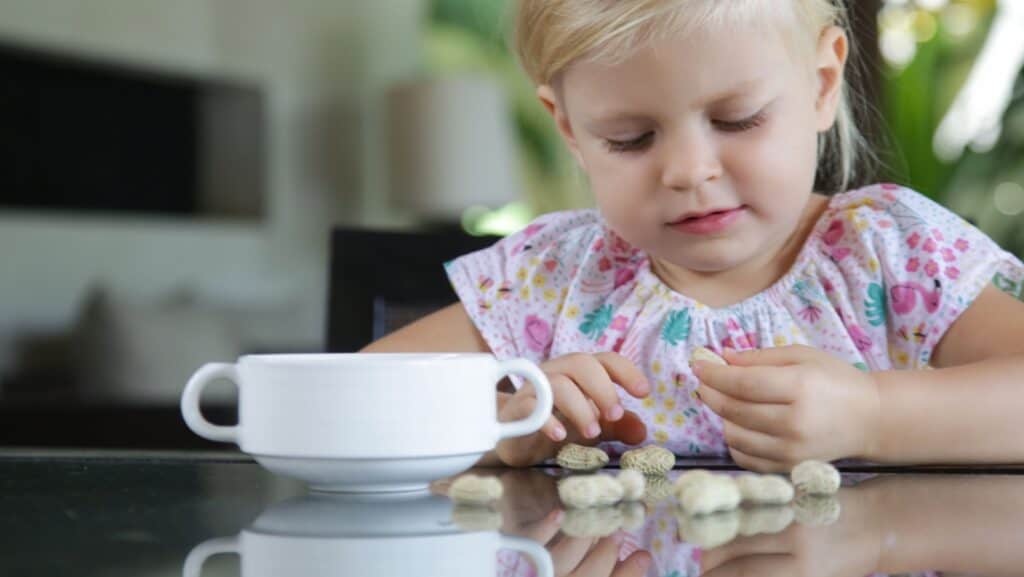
[386,75,521,223]
[326,226,498,352]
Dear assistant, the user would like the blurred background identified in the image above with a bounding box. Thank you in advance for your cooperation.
[0,0,1020,447]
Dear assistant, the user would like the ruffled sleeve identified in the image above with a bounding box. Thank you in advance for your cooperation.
[445,209,606,365]
[825,183,1024,368]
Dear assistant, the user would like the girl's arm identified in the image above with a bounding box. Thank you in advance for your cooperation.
[869,285,1024,463]
[360,302,492,354]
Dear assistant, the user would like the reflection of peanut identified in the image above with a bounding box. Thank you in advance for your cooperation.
[556,443,609,471]
[618,469,646,501]
[673,469,715,498]
[558,474,624,509]
[642,474,674,506]
[791,460,841,495]
[621,445,676,475]
[451,505,504,531]
[678,474,742,516]
[736,473,795,504]
[690,346,728,366]
[449,474,503,505]
[793,494,841,526]
[619,501,646,531]
[676,508,740,549]
[739,505,795,536]
[562,506,623,538]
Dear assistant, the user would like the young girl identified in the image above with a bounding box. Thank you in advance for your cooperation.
[365,0,1024,474]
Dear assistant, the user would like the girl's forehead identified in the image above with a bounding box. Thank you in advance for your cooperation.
[561,25,799,108]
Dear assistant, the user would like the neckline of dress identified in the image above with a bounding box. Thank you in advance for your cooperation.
[631,190,853,316]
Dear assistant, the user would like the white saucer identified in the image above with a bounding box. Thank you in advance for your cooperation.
[254,452,483,493]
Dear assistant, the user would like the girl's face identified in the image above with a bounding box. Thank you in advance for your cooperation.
[540,21,848,276]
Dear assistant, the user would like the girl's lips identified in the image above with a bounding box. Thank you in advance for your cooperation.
[669,206,746,235]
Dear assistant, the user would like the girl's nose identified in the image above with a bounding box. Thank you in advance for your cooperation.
[659,128,723,192]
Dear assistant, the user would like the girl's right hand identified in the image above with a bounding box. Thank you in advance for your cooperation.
[495,352,651,467]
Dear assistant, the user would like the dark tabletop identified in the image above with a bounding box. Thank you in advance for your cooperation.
[3,448,1024,577]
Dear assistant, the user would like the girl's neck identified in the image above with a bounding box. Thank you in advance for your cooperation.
[650,193,831,309]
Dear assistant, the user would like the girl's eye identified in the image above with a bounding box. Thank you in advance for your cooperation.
[714,110,767,133]
[604,132,654,153]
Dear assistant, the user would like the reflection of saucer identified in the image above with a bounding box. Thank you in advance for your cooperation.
[250,492,457,538]
[254,453,482,493]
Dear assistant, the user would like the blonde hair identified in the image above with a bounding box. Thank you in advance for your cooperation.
[513,0,878,194]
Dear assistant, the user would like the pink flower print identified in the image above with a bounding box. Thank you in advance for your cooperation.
[823,219,845,245]
[610,315,628,331]
[544,259,558,272]
[881,183,900,191]
[945,266,961,280]
[523,315,552,352]
[613,267,636,289]
[823,278,835,293]
[907,232,921,249]
[932,228,944,242]
[891,279,943,315]
[612,235,631,255]
[955,238,970,252]
[846,323,873,352]
[598,257,613,272]
[477,276,494,292]
[879,220,893,229]
[597,334,608,346]
[726,318,741,331]
[827,246,852,263]
[940,247,956,263]
[612,337,625,352]
[924,259,939,278]
[922,237,938,253]
[593,238,605,251]
[722,332,758,350]
[799,305,823,323]
[511,223,546,254]
[905,257,920,273]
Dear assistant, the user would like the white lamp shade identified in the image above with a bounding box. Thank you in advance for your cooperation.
[386,75,521,222]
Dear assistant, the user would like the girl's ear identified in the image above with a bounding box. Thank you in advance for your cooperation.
[537,84,586,168]
[814,25,849,133]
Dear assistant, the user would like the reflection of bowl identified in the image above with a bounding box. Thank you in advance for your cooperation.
[183,492,553,577]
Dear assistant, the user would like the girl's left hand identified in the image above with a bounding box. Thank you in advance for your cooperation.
[691,345,881,473]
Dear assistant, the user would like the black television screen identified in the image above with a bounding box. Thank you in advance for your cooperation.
[0,41,264,219]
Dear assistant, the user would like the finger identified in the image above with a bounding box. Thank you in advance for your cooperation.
[594,352,651,399]
[612,550,653,577]
[722,345,819,367]
[728,446,789,474]
[702,554,793,577]
[551,373,604,440]
[549,534,598,576]
[721,419,791,464]
[696,385,791,436]
[548,354,627,421]
[599,410,648,445]
[568,534,621,577]
[693,363,796,404]
[542,415,569,443]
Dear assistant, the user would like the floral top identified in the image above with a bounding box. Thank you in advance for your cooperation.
[446,183,1024,460]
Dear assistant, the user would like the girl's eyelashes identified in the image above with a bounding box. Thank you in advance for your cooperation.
[714,110,768,133]
[600,110,768,153]
[604,131,654,153]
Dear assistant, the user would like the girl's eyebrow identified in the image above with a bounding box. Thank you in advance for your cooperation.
[697,75,771,107]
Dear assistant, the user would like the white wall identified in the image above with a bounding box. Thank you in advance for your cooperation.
[0,0,424,366]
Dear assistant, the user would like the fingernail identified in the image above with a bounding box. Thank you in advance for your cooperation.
[608,404,624,421]
[552,425,567,441]
[585,422,601,439]
[690,362,701,377]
